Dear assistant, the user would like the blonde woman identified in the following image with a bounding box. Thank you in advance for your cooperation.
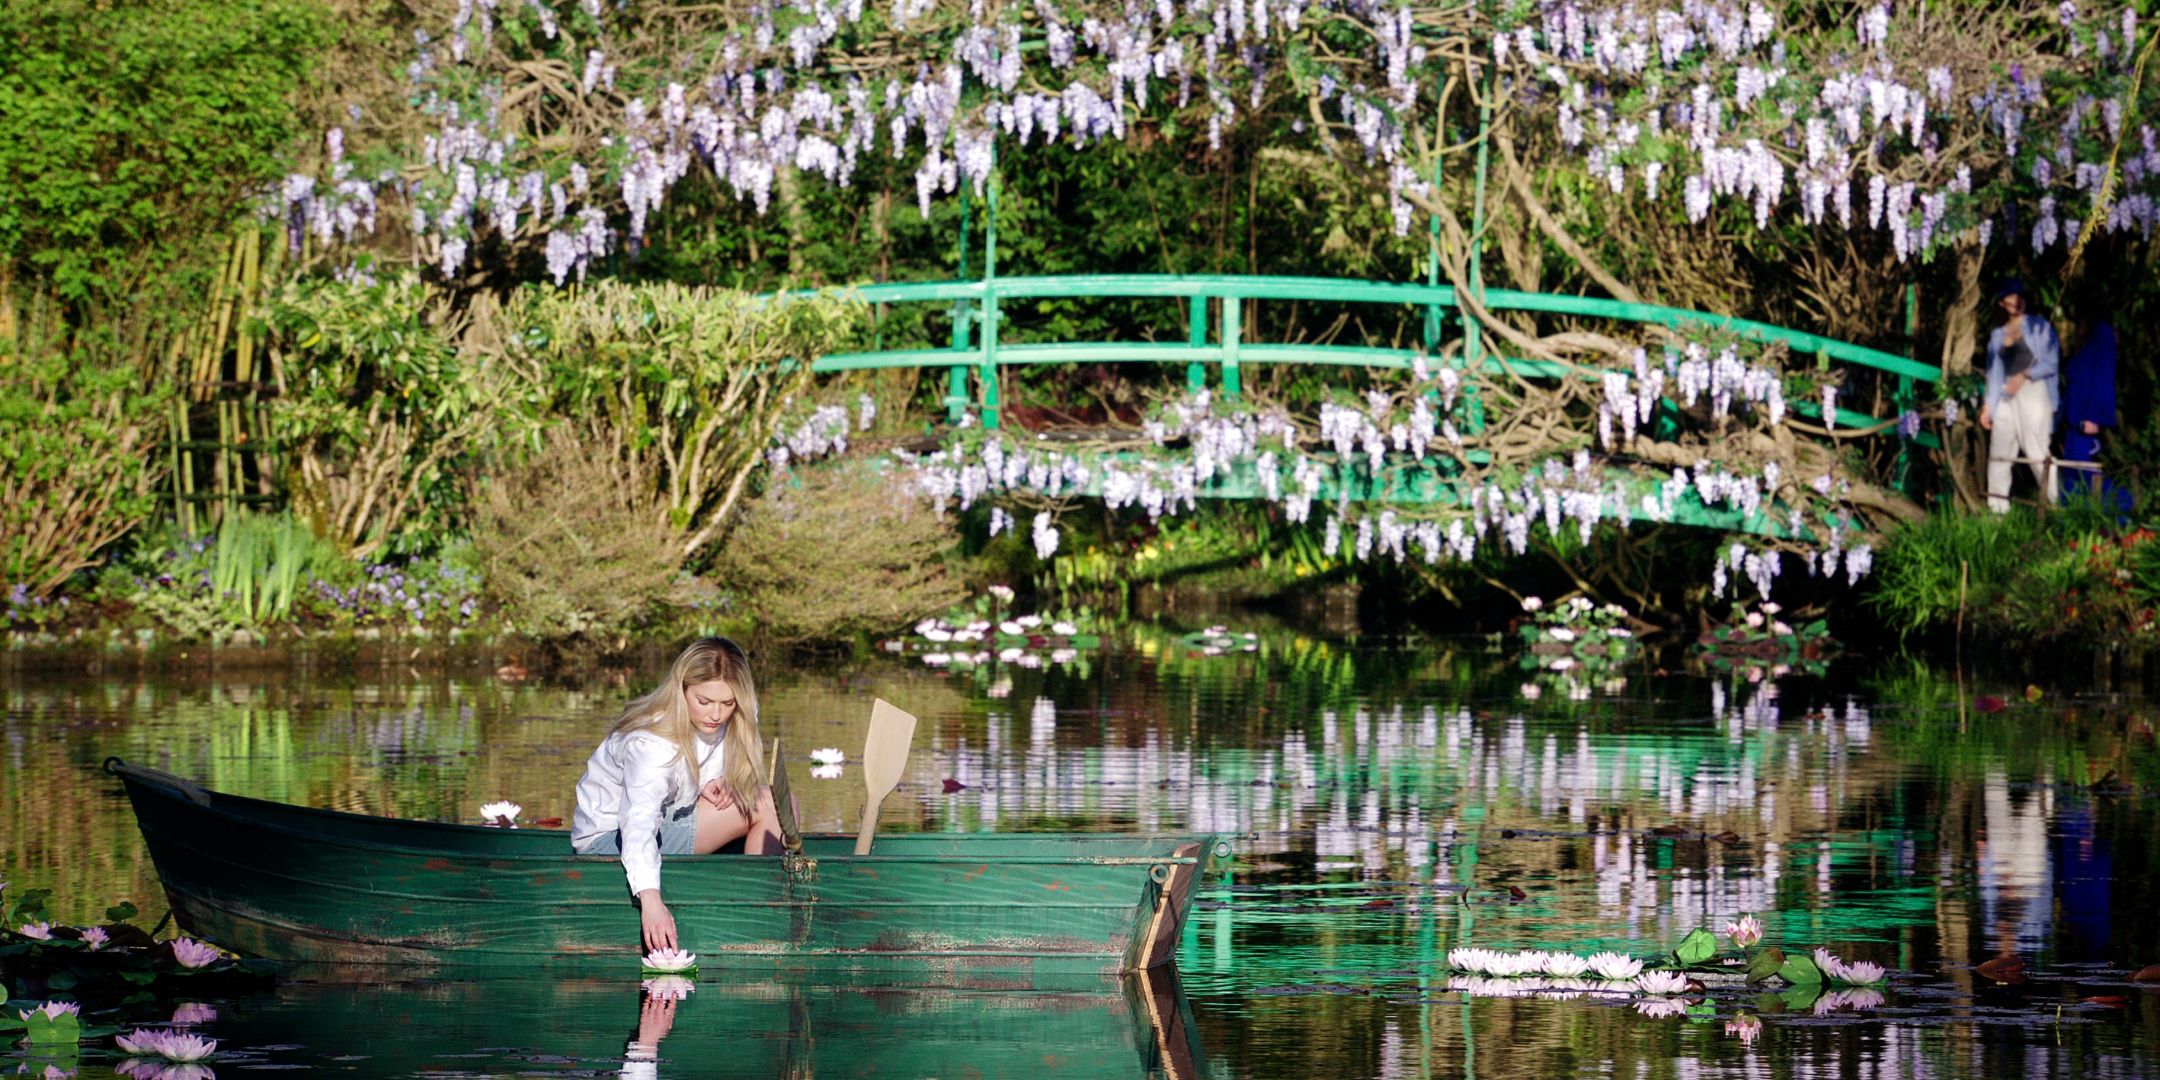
[572,637,783,951]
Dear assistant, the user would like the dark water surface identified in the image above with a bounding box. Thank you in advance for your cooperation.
[5,631,2159,1077]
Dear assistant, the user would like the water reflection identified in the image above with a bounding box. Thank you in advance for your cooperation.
[4,640,2158,1077]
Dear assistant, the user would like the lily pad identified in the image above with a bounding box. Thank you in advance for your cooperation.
[1674,928,1717,967]
[1746,946,1787,983]
[23,1010,81,1046]
[1778,951,1824,986]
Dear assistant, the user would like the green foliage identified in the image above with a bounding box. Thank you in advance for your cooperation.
[470,424,691,639]
[710,461,969,644]
[211,510,317,623]
[0,337,168,598]
[1746,946,1787,983]
[1672,928,1717,968]
[0,0,330,306]
[1776,950,1823,987]
[1869,507,2157,643]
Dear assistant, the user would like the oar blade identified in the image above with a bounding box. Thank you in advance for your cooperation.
[854,698,918,855]
[767,738,803,854]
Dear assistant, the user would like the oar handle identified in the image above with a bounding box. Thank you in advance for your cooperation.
[853,798,882,856]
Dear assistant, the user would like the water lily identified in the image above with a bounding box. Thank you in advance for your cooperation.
[170,938,220,968]
[810,748,844,767]
[912,618,938,635]
[1724,914,1764,949]
[1448,974,1532,999]
[811,763,843,780]
[1519,683,1543,700]
[1725,1013,1762,1046]
[119,1063,216,1080]
[82,926,109,950]
[170,1003,217,1026]
[479,801,521,827]
[1745,611,1765,629]
[1051,621,1078,636]
[642,947,697,972]
[1015,614,1042,629]
[1587,952,1643,980]
[1815,987,1886,1012]
[998,620,1025,635]
[641,975,696,1001]
[922,626,953,642]
[987,585,1015,603]
[1540,952,1591,977]
[117,1028,169,1055]
[19,921,53,940]
[1815,947,1886,984]
[1634,970,1690,995]
[1633,996,1688,1018]
[1521,596,1544,612]
[920,652,951,666]
[20,1002,81,1021]
[1547,627,1577,643]
[152,1032,217,1062]
[1446,947,1499,975]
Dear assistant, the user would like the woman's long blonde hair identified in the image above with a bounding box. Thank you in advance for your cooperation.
[608,637,764,811]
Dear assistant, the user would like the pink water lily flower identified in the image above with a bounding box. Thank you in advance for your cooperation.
[20,1001,81,1021]
[82,926,110,950]
[117,1028,170,1055]
[18,921,53,940]
[1724,914,1764,949]
[152,1032,218,1062]
[170,1003,217,1026]
[170,937,221,968]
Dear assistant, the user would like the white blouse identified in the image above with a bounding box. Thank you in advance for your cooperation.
[571,726,725,897]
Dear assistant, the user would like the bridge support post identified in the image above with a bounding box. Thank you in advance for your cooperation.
[1186,297,1209,394]
[1220,296,1242,400]
[979,153,1001,430]
[947,187,973,424]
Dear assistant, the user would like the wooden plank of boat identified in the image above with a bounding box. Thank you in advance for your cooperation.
[107,758,1229,976]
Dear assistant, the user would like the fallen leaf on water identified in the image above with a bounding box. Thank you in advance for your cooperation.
[2083,995,2130,1008]
[941,778,969,793]
[2025,684,2044,703]
[1505,885,1528,902]
[532,817,563,828]
[1975,956,2027,983]
[1974,696,2008,713]
[2130,963,2160,983]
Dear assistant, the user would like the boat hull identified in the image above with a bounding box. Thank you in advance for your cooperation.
[110,759,1223,975]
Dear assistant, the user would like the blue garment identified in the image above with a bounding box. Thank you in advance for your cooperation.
[2062,321,2118,431]
[573,801,699,857]
[1984,314,2060,413]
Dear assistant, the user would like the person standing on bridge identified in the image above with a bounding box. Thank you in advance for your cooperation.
[1979,279,2061,512]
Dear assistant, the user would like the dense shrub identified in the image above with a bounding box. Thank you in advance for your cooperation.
[711,463,966,644]
[469,425,691,639]
[1869,506,2155,643]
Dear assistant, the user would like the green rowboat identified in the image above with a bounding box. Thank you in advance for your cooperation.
[107,758,1227,975]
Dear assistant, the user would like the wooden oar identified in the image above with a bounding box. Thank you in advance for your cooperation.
[854,698,918,855]
[765,737,803,854]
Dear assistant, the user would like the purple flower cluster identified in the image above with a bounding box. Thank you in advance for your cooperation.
[310,562,481,627]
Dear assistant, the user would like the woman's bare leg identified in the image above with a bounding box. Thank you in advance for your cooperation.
[692,796,753,854]
[747,786,784,855]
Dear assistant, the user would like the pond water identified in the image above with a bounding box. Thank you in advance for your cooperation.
[4,628,2158,1078]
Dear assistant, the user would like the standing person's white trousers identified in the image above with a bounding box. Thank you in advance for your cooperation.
[1987,379,2056,512]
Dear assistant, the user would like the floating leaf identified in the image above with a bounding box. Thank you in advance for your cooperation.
[1685,1001,1719,1022]
[2024,684,2044,702]
[1746,946,1787,984]
[105,901,138,923]
[1777,951,1824,986]
[23,1010,81,1046]
[2130,963,2160,983]
[1778,984,1824,1011]
[1975,956,2027,984]
[1674,928,1718,967]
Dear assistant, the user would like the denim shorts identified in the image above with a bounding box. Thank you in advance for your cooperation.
[576,802,698,856]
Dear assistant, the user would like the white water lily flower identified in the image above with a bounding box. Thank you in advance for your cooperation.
[1049,648,1077,664]
[1548,627,1577,642]
[642,948,697,972]
[1634,970,1690,995]
[1839,960,1886,984]
[1813,948,1851,981]
[1448,975,1531,999]
[810,764,843,780]
[998,620,1025,635]
[1051,621,1078,636]
[479,801,521,826]
[913,618,938,635]
[998,647,1025,663]
[1446,947,1498,975]
[1521,596,1544,612]
[1634,997,1688,1019]
[1015,614,1043,628]
[1540,952,1590,977]
[921,652,952,666]
[642,975,696,1001]
[1520,683,1543,700]
[810,748,844,767]
[1815,988,1886,1012]
[1501,950,1550,977]
[117,1028,167,1056]
[987,585,1015,603]
[1587,951,1643,980]
[923,627,953,642]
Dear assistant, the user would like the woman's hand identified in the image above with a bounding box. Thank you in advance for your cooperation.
[637,890,677,952]
[2082,420,2101,436]
[1979,406,1993,431]
[698,778,734,811]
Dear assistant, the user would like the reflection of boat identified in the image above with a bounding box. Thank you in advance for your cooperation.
[107,759,1224,975]
[212,965,1209,1078]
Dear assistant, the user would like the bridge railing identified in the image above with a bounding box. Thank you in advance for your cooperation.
[777,273,1938,443]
